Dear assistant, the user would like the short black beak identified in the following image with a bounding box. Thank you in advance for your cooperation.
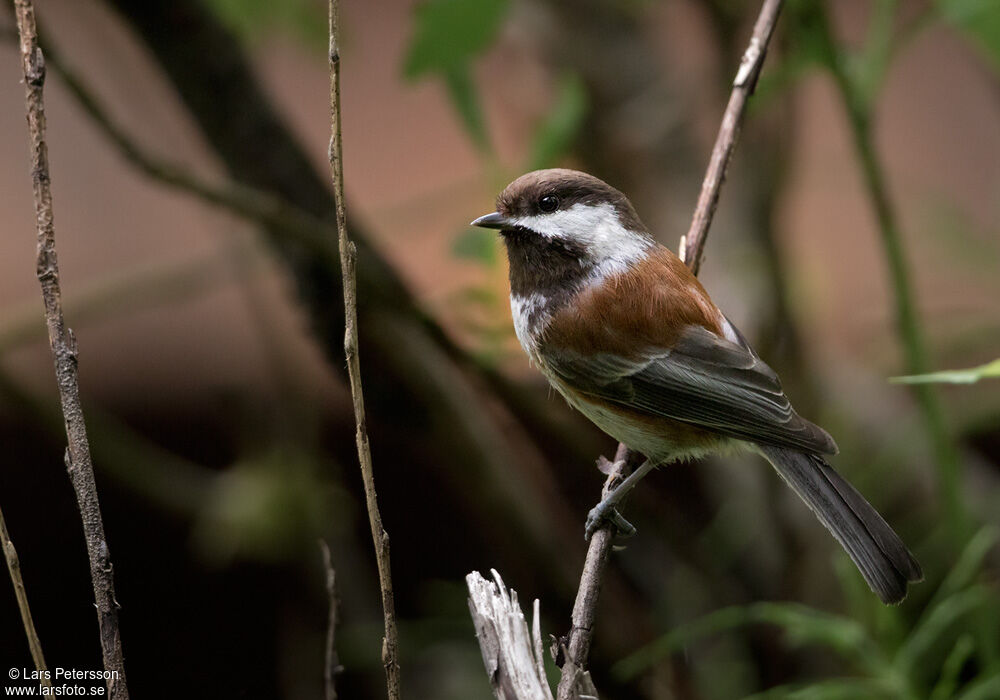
[470,212,509,230]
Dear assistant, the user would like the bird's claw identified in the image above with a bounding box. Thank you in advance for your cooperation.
[584,500,636,540]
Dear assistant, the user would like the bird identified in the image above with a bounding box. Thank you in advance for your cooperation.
[471,168,922,605]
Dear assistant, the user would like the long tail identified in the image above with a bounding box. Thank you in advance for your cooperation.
[757,444,922,604]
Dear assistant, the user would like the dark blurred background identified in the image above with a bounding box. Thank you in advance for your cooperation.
[1,0,998,698]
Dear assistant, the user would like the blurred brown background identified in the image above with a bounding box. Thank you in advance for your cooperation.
[1,0,998,698]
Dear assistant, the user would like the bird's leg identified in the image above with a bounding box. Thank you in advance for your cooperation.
[585,458,658,540]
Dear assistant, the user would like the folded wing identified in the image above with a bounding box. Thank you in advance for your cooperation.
[545,323,838,456]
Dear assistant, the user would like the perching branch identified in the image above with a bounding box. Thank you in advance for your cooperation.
[680,0,785,274]
[554,446,635,700]
[557,2,785,697]
[0,505,51,688]
[328,2,401,699]
[12,2,129,698]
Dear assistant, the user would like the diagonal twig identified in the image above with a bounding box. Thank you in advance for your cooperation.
[12,1,129,697]
[680,0,785,275]
[556,2,785,697]
[328,1,402,698]
[1,505,51,688]
[24,28,337,263]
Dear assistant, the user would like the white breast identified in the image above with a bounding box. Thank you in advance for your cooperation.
[510,292,551,364]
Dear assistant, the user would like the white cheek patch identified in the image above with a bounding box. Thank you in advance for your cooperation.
[511,202,652,280]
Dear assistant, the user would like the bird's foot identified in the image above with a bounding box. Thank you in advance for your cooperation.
[584,499,636,540]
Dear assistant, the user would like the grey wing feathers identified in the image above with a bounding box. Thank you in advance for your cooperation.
[546,324,838,455]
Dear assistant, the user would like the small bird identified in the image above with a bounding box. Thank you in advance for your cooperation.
[472,168,922,604]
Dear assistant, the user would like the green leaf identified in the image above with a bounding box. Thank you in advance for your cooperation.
[443,66,490,152]
[404,0,509,78]
[937,0,1000,72]
[527,74,588,170]
[452,227,497,264]
[890,358,1000,384]
[934,526,999,602]
[403,0,509,150]
[613,602,878,681]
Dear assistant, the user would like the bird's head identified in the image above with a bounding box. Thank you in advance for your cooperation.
[471,169,653,297]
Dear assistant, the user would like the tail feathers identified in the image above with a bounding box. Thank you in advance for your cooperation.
[758,445,922,605]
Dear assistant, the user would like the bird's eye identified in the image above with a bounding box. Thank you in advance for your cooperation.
[538,195,558,213]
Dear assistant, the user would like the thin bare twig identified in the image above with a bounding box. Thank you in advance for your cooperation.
[13,2,129,698]
[0,505,51,688]
[320,541,342,700]
[680,0,785,275]
[328,2,401,698]
[557,2,785,696]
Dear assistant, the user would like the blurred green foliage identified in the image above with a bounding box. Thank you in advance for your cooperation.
[403,0,588,166]
[617,528,1000,700]
[526,73,588,171]
[404,0,510,153]
[203,0,326,48]
[404,0,509,78]
[412,0,1000,697]
[192,447,347,564]
[448,73,588,269]
[403,3,590,369]
[938,0,1000,71]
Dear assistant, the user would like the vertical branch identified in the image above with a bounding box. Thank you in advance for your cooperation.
[1,505,51,688]
[557,2,785,696]
[13,3,129,698]
[320,541,342,700]
[809,5,967,540]
[555,445,633,700]
[328,2,402,699]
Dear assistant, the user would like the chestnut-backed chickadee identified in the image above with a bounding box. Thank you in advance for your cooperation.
[472,168,922,604]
